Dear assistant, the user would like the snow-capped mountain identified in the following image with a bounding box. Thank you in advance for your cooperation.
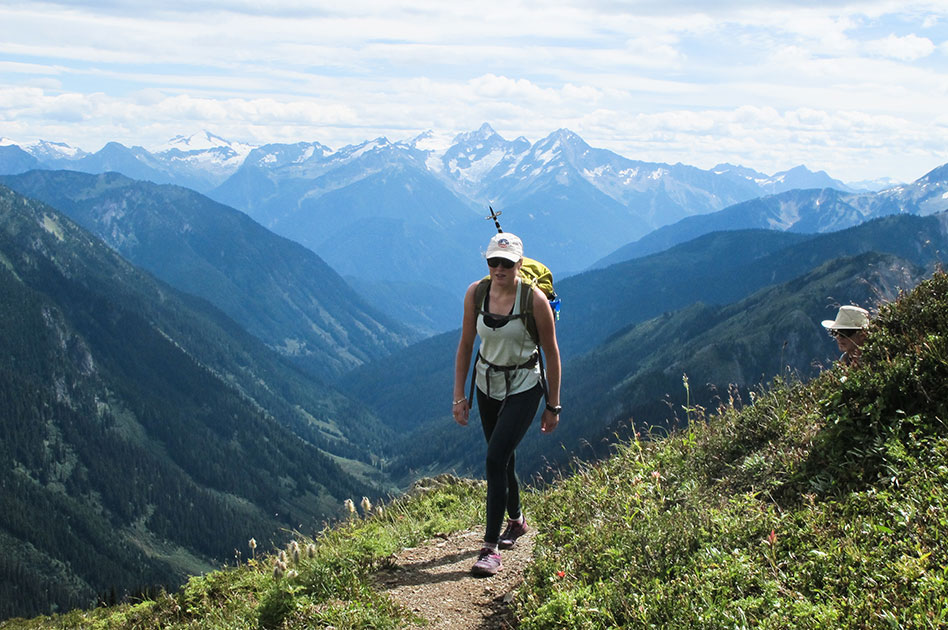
[431,123,531,195]
[878,163,948,216]
[593,163,948,268]
[153,130,242,153]
[149,130,255,190]
[23,139,89,162]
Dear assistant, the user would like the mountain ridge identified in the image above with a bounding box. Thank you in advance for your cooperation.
[0,170,416,380]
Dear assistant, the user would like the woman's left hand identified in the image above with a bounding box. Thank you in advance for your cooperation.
[453,399,470,426]
[540,409,559,434]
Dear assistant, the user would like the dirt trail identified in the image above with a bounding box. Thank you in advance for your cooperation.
[374,527,535,629]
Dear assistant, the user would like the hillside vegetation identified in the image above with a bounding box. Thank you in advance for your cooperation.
[0,186,391,619]
[3,270,946,628]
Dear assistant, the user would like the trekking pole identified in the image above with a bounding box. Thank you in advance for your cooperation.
[486,205,503,233]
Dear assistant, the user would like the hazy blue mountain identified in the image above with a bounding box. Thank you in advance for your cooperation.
[210,139,335,215]
[431,123,532,199]
[273,162,484,291]
[594,162,948,267]
[0,185,389,619]
[14,133,252,194]
[46,142,176,185]
[462,128,765,271]
[564,212,948,357]
[148,131,254,192]
[846,176,904,192]
[766,164,857,193]
[339,212,948,483]
[713,163,857,194]
[10,139,89,163]
[344,276,463,338]
[0,170,416,380]
[212,137,487,330]
[0,144,41,174]
[206,126,793,328]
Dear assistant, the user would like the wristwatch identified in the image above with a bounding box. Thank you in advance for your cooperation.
[545,403,562,415]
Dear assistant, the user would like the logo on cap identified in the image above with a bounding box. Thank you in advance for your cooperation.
[497,238,510,248]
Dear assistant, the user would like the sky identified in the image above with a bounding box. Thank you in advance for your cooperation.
[1,0,947,183]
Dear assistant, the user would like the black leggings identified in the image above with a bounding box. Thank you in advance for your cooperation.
[476,383,543,544]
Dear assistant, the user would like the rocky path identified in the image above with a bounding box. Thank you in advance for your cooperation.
[374,527,535,629]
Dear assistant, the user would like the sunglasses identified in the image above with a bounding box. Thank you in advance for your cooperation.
[829,329,860,338]
[487,257,516,269]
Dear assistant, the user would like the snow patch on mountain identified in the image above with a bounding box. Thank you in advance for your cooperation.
[154,130,234,152]
[447,148,507,184]
[25,140,88,161]
[536,145,559,166]
[408,130,455,153]
[344,138,389,161]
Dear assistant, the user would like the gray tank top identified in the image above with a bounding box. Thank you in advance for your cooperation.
[475,280,540,400]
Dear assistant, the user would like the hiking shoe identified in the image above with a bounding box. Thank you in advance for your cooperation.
[498,517,528,550]
[471,547,502,576]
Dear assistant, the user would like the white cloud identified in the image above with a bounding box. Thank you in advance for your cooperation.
[868,33,936,60]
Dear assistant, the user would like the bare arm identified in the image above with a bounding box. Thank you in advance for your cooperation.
[532,287,562,433]
[452,281,480,425]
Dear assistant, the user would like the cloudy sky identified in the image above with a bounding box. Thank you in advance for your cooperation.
[1,0,946,182]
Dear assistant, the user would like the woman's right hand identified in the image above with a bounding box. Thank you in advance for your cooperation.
[452,398,469,426]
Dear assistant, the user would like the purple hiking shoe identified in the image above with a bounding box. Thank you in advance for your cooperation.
[471,547,502,576]
[498,517,528,550]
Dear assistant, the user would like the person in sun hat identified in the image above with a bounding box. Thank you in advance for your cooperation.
[452,231,562,578]
[822,305,870,367]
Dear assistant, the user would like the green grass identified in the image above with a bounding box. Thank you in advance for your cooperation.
[518,270,948,629]
[5,271,947,629]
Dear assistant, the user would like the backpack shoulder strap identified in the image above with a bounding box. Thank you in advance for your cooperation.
[473,278,491,313]
[519,279,539,345]
[475,277,536,343]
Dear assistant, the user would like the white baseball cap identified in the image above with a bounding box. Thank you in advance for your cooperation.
[484,232,523,262]
[821,305,870,330]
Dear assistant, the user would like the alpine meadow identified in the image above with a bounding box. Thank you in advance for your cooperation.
[1,123,948,627]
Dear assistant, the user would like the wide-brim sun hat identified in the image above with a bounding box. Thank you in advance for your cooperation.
[822,305,869,330]
[485,232,523,262]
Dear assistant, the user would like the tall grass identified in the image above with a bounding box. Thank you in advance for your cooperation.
[517,270,948,629]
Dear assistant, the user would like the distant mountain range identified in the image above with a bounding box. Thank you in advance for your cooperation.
[594,164,948,267]
[0,185,393,618]
[0,126,902,333]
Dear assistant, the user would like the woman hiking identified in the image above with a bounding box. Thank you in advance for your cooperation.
[452,232,562,577]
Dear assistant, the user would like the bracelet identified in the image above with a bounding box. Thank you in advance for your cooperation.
[453,398,466,405]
